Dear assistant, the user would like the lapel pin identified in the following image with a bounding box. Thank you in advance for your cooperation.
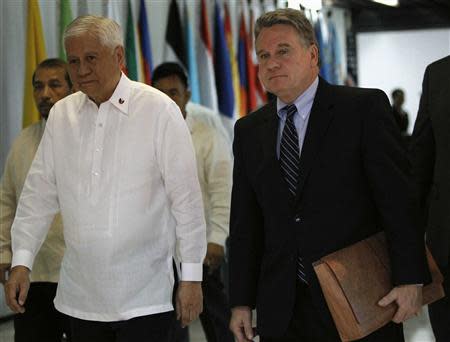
[119,98,125,104]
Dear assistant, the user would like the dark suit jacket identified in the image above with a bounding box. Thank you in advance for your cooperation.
[411,55,450,277]
[229,78,430,337]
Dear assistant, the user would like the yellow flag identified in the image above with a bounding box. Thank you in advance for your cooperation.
[23,0,47,128]
[224,4,240,119]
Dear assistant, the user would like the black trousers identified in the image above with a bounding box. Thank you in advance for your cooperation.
[14,282,71,342]
[260,281,404,342]
[428,266,450,342]
[170,265,234,342]
[70,311,175,342]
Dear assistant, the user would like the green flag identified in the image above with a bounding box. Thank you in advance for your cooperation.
[125,0,138,81]
[59,0,73,60]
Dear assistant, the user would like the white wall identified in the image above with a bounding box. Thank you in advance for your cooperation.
[357,29,450,134]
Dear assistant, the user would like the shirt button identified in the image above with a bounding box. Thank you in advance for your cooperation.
[295,216,301,223]
[93,171,99,176]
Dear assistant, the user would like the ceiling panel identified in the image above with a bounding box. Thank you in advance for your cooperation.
[329,0,450,31]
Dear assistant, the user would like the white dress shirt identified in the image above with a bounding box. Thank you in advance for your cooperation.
[185,113,232,247]
[11,74,206,321]
[186,102,232,145]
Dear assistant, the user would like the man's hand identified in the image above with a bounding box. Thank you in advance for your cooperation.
[378,284,423,323]
[204,243,225,271]
[230,306,254,341]
[0,263,11,284]
[176,281,203,328]
[4,265,31,314]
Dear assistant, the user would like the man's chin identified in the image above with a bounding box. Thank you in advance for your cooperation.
[79,88,97,99]
[38,107,52,119]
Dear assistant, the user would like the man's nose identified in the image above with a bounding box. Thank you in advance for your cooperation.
[41,85,52,99]
[78,61,91,76]
[266,57,280,71]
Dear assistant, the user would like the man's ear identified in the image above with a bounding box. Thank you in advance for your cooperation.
[310,44,319,67]
[182,89,191,111]
[186,89,191,102]
[115,45,125,68]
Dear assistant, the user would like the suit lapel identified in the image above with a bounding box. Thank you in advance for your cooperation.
[259,101,278,162]
[295,78,335,205]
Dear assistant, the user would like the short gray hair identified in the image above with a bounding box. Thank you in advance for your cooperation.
[63,15,123,49]
[254,8,318,49]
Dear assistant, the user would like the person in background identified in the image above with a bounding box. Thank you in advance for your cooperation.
[153,62,234,342]
[4,15,206,342]
[228,8,429,342]
[186,101,232,146]
[391,88,409,135]
[411,55,450,342]
[0,58,72,342]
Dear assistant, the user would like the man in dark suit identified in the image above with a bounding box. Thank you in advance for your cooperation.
[228,8,430,342]
[411,55,450,342]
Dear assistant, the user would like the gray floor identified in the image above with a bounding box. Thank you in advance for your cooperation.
[0,309,436,342]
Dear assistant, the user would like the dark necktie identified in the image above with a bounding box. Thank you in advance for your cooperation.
[280,105,300,196]
[279,104,308,283]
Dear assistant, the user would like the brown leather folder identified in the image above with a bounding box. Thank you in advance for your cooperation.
[313,232,445,342]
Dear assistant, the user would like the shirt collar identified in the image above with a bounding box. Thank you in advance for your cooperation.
[108,73,132,116]
[276,76,319,120]
[80,72,131,116]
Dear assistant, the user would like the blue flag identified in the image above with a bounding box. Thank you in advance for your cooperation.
[213,1,234,118]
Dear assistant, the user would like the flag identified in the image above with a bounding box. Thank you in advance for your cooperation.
[249,0,267,106]
[23,0,47,128]
[125,0,138,81]
[164,0,186,66]
[184,4,200,103]
[263,0,276,12]
[106,0,121,24]
[329,21,344,85]
[315,13,333,83]
[77,0,88,16]
[224,2,240,119]
[59,0,73,60]
[197,0,218,111]
[213,1,234,118]
[106,0,125,74]
[237,12,249,116]
[243,0,257,112]
[138,0,153,85]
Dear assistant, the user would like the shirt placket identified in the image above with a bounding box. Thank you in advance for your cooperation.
[91,104,107,198]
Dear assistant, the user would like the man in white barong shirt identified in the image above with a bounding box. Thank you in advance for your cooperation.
[5,15,206,342]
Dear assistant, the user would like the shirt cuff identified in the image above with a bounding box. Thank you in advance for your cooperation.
[11,249,34,270]
[181,263,203,281]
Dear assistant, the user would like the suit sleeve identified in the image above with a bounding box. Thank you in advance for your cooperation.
[362,90,430,286]
[410,66,435,226]
[229,120,264,309]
